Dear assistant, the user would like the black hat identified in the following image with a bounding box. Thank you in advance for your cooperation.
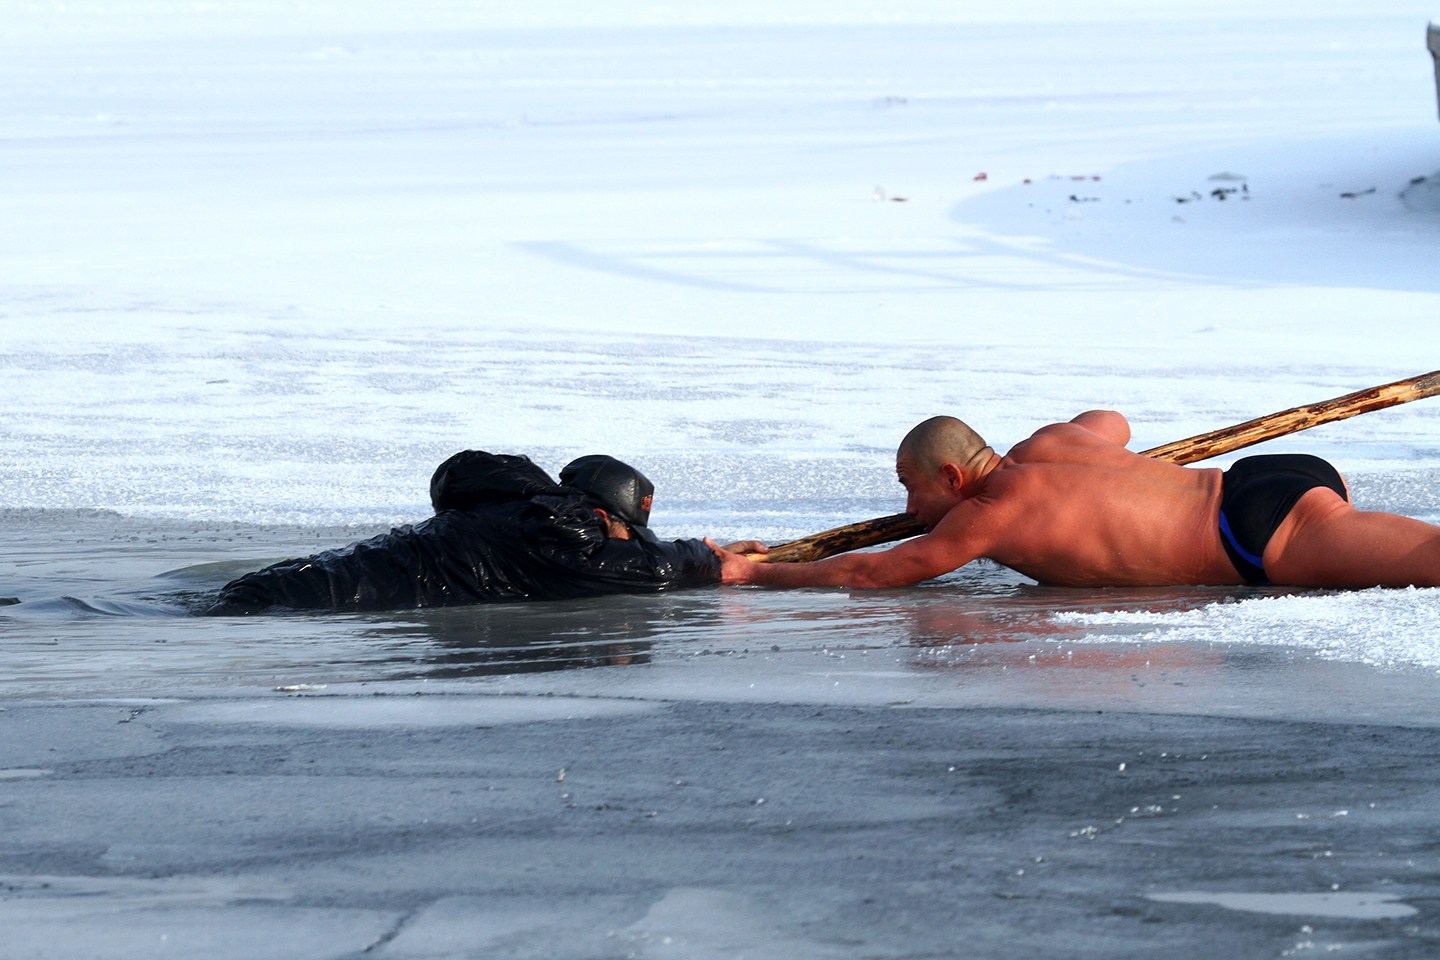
[559,455,656,535]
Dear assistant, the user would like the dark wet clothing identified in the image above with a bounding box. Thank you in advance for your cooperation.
[203,452,720,615]
[1218,453,1348,585]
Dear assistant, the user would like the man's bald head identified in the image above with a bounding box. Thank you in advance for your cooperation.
[897,416,991,475]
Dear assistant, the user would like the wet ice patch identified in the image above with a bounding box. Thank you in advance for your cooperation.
[0,873,290,907]
[1052,588,1440,671]
[617,888,847,960]
[0,768,52,780]
[1147,891,1417,920]
[0,875,397,960]
[368,895,633,959]
[166,694,660,728]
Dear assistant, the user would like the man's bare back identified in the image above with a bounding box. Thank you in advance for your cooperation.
[962,419,1241,586]
[710,411,1440,591]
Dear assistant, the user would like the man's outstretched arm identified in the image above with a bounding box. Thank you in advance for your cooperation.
[706,527,979,589]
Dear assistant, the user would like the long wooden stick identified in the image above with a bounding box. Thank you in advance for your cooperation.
[1138,369,1440,463]
[759,369,1440,564]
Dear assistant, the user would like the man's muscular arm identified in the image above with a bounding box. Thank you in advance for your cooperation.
[1069,409,1130,446]
[706,517,984,589]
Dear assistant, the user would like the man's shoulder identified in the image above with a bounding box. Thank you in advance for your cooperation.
[923,486,1016,551]
[1021,420,1105,446]
[1009,421,1129,464]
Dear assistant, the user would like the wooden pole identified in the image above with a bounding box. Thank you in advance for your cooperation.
[757,370,1440,564]
[756,512,923,564]
[1137,369,1440,463]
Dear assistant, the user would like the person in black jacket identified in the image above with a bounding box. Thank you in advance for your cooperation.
[202,452,760,615]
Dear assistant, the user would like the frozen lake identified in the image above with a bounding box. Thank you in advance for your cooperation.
[3,1,1440,955]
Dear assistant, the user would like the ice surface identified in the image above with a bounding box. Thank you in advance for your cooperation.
[0,874,396,960]
[4,0,1439,527]
[1147,891,1418,920]
[170,692,660,727]
[369,895,636,959]
[2,0,1439,696]
[4,3,1440,955]
[615,887,848,960]
[1054,587,1440,671]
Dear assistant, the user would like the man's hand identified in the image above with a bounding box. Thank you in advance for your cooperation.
[705,538,764,584]
[718,539,768,558]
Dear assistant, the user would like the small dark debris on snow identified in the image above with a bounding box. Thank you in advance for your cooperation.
[1174,181,1249,204]
[1339,187,1376,199]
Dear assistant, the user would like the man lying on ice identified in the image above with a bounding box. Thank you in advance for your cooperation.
[708,411,1440,591]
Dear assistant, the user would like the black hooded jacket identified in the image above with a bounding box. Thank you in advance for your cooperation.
[203,452,720,615]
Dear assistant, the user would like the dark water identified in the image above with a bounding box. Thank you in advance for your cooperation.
[0,506,1226,673]
[8,505,1440,731]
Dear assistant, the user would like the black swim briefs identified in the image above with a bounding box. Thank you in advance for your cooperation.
[1218,454,1348,585]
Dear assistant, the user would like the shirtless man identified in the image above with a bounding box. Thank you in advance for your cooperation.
[710,412,1440,590]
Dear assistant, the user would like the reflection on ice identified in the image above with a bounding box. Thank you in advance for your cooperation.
[350,591,716,678]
